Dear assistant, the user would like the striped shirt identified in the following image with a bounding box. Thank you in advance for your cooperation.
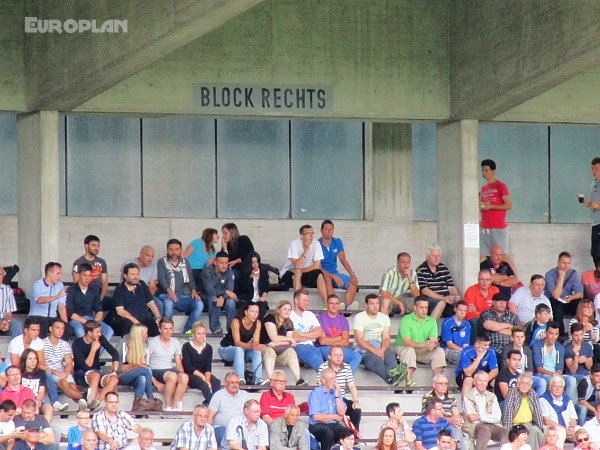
[568,318,600,343]
[0,284,17,317]
[416,262,454,296]
[43,337,72,371]
[317,362,355,397]
[379,266,419,298]
[412,416,450,449]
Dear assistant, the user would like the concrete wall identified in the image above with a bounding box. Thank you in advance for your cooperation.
[0,3,25,111]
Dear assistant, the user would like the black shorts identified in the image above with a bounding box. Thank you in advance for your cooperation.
[282,269,322,288]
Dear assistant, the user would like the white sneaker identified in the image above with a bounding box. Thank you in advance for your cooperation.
[176,401,183,412]
[53,401,69,412]
[78,399,88,411]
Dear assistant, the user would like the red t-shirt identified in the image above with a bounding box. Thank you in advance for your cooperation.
[582,270,600,298]
[463,284,499,319]
[259,390,296,421]
[0,385,36,408]
[480,180,509,229]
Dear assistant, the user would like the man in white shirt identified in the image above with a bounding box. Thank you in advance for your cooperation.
[8,318,44,366]
[584,403,600,445]
[280,224,328,303]
[462,371,508,450]
[289,289,324,371]
[509,275,552,325]
[539,376,578,446]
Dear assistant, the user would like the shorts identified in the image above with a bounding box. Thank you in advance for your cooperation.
[281,269,323,288]
[74,369,113,387]
[151,368,181,384]
[480,228,509,256]
[330,272,350,289]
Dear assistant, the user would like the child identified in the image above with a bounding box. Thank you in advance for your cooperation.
[524,303,551,346]
[67,411,91,450]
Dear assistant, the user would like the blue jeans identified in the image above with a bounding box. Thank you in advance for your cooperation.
[318,346,363,373]
[295,344,325,371]
[156,294,203,332]
[119,367,154,398]
[45,371,59,403]
[69,317,114,340]
[532,375,547,397]
[207,296,236,333]
[218,346,263,383]
[214,426,226,448]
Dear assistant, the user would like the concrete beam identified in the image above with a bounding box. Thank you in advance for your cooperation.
[451,0,600,120]
[23,0,264,112]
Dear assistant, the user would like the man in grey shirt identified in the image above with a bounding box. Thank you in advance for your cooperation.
[581,157,600,266]
[201,252,237,335]
[121,246,158,296]
[156,239,202,334]
[208,372,250,447]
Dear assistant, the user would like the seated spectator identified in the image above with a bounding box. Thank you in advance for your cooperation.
[583,403,600,445]
[13,421,43,450]
[416,245,460,319]
[290,289,325,371]
[539,376,577,446]
[317,294,362,372]
[156,239,202,334]
[183,228,218,295]
[430,429,454,450]
[0,400,18,450]
[524,303,551,347]
[222,399,268,450]
[147,318,188,413]
[121,246,158,296]
[105,263,160,337]
[509,275,552,325]
[451,411,474,450]
[455,334,499,395]
[119,324,159,412]
[495,350,524,404]
[412,397,451,450]
[269,404,308,450]
[577,364,600,426]
[0,367,36,412]
[218,303,265,385]
[375,427,396,450]
[502,374,546,448]
[171,404,217,450]
[463,371,508,450]
[92,391,142,450]
[353,294,401,384]
[331,427,359,450]
[8,318,43,367]
[382,402,415,450]
[440,301,471,365]
[319,220,359,311]
[532,321,577,401]
[308,368,347,450]
[0,267,23,338]
[280,224,327,302]
[29,262,68,338]
[378,252,420,317]
[583,262,600,302]
[201,252,238,335]
[41,319,83,411]
[207,372,249,447]
[318,346,361,430]
[259,370,295,426]
[19,350,52,422]
[12,399,55,449]
[421,374,458,417]
[569,298,600,363]
[480,293,520,357]
[396,297,446,388]
[66,410,91,450]
[72,235,109,309]
[181,322,221,405]
[480,245,520,297]
[574,427,598,450]
[545,251,584,336]
[220,222,255,273]
[234,252,269,320]
[80,430,98,450]
[538,426,562,450]
[72,320,120,411]
[66,263,113,340]
[260,301,305,386]
[123,427,157,450]
[565,322,594,381]
[463,269,498,332]
[500,424,531,450]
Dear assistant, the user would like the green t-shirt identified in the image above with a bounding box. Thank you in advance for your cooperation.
[395,312,438,346]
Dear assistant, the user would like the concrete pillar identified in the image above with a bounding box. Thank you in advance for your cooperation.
[436,120,479,293]
[17,111,60,293]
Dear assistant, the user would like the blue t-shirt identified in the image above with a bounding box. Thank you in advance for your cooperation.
[187,239,216,270]
[318,237,344,273]
[441,317,471,349]
[455,345,498,375]
[412,416,450,449]
[564,341,594,375]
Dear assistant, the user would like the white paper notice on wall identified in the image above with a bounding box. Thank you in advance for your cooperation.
[463,223,479,248]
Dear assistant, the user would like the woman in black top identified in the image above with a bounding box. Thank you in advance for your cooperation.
[235,252,269,320]
[221,223,254,272]
[20,348,54,420]
[217,303,265,385]
[181,322,221,404]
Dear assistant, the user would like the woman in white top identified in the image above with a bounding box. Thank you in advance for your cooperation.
[500,425,531,450]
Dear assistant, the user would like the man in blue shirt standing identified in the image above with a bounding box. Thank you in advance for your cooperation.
[412,397,451,449]
[308,368,347,450]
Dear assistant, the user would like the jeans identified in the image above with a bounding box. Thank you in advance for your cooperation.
[206,296,236,333]
[532,375,547,397]
[119,367,154,398]
[188,374,221,404]
[295,344,325,371]
[0,318,23,338]
[318,346,363,373]
[218,346,263,383]
[214,427,226,448]
[156,294,203,333]
[45,371,59,403]
[69,317,114,340]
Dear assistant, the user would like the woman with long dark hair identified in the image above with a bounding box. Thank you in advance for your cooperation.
[375,427,398,450]
[235,251,269,319]
[20,348,54,421]
[221,222,254,271]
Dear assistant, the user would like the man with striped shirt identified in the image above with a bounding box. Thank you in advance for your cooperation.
[0,268,21,338]
[416,246,460,319]
[379,252,420,316]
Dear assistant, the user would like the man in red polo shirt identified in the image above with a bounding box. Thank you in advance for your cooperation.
[0,367,36,412]
[259,370,296,426]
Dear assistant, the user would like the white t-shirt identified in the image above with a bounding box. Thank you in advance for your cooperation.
[499,444,530,450]
[352,311,390,343]
[147,336,182,369]
[280,239,324,275]
[0,419,15,437]
[8,335,44,356]
[290,310,320,346]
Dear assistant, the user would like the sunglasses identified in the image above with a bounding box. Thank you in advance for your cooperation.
[578,437,590,443]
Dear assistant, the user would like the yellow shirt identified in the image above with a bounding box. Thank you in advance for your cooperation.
[513,396,533,424]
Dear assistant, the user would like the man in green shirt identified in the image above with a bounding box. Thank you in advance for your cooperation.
[395,297,446,387]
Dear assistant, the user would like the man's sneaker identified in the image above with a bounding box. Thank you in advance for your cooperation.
[88,399,101,411]
[388,362,407,382]
[183,329,192,335]
[78,399,88,411]
[53,401,69,412]
[346,302,359,311]
[258,379,271,386]
[296,379,308,386]
[239,378,246,385]
[213,328,223,336]
[176,401,183,411]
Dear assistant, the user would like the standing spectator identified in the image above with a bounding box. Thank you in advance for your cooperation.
[568,299,600,363]
[479,159,512,257]
[289,289,324,371]
[440,301,471,365]
[171,404,217,450]
[378,252,420,317]
[181,322,221,405]
[539,376,577,446]
[308,368,347,450]
[565,322,594,381]
[480,293,520,358]
[92,392,141,450]
[509,275,552,325]
[412,397,451,450]
[29,262,68,338]
[220,223,255,272]
[222,399,268,450]
[269,404,308,450]
[207,372,249,446]
[0,267,23,338]
[259,370,295,426]
[416,245,460,319]
[545,251,584,336]
[502,374,546,448]
[121,246,158,296]
[201,252,237,335]
[580,158,600,266]
[455,334,499,395]
[235,252,269,320]
[183,228,218,295]
[72,235,109,304]
[381,402,415,450]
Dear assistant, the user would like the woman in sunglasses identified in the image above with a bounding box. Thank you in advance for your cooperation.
[500,425,530,450]
[574,428,600,450]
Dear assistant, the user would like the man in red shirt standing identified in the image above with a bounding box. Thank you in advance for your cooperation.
[0,367,36,413]
[480,159,512,258]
